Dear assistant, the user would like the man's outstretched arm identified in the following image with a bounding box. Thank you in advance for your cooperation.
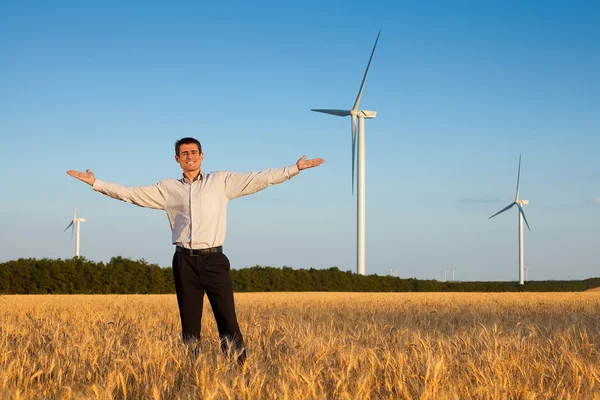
[224,155,324,200]
[66,169,167,210]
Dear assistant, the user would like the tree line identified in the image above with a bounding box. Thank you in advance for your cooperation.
[0,258,598,294]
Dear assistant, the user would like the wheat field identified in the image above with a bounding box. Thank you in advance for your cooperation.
[1,292,599,399]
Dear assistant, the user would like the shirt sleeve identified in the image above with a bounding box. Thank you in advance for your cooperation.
[223,164,300,200]
[92,179,167,210]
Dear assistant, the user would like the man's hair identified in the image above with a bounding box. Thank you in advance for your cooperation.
[175,137,202,155]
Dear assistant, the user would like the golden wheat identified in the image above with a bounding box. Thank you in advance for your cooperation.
[0,292,599,399]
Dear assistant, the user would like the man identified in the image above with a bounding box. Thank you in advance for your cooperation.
[67,137,324,364]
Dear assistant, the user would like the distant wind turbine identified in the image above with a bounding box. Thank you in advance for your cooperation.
[488,155,531,285]
[64,198,86,257]
[311,30,381,276]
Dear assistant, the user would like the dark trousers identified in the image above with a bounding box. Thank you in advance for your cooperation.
[172,250,246,364]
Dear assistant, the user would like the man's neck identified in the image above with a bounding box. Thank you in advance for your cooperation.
[183,170,202,182]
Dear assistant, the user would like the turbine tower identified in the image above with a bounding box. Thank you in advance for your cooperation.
[64,198,86,257]
[488,155,531,285]
[311,30,381,275]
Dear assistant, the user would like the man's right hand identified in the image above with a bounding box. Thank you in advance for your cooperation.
[67,169,96,186]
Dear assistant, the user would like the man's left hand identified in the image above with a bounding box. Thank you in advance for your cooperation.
[297,156,325,171]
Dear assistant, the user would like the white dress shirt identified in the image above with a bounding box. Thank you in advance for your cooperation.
[92,164,300,249]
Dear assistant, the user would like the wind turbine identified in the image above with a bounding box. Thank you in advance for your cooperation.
[64,198,86,257]
[311,30,381,275]
[488,155,531,285]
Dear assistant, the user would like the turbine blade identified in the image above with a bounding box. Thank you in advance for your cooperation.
[351,116,357,195]
[515,154,521,201]
[488,202,516,220]
[517,204,531,231]
[352,30,381,111]
[64,221,74,232]
[311,109,351,117]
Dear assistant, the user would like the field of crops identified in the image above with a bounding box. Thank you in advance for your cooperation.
[1,292,599,399]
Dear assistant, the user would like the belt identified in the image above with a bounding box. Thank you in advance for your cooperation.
[176,245,223,256]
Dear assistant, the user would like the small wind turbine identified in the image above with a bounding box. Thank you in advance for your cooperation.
[311,30,381,275]
[489,155,531,285]
[64,198,86,257]
[443,268,448,282]
[452,267,456,282]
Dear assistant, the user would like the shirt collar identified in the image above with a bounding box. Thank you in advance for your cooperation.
[181,171,203,184]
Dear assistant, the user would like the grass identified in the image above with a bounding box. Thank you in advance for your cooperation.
[1,292,599,399]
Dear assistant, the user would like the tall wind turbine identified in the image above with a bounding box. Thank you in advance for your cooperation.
[311,30,381,275]
[64,198,86,257]
[488,155,531,285]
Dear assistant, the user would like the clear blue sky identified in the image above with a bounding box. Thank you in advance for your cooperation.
[1,1,598,281]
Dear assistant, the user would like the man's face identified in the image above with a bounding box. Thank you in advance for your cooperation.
[175,143,203,174]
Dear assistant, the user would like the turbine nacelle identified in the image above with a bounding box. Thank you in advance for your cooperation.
[518,200,529,205]
[353,110,377,119]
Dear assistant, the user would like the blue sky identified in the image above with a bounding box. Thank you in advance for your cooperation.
[1,1,598,281]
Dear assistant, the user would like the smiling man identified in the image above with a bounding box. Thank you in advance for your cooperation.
[67,137,324,364]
